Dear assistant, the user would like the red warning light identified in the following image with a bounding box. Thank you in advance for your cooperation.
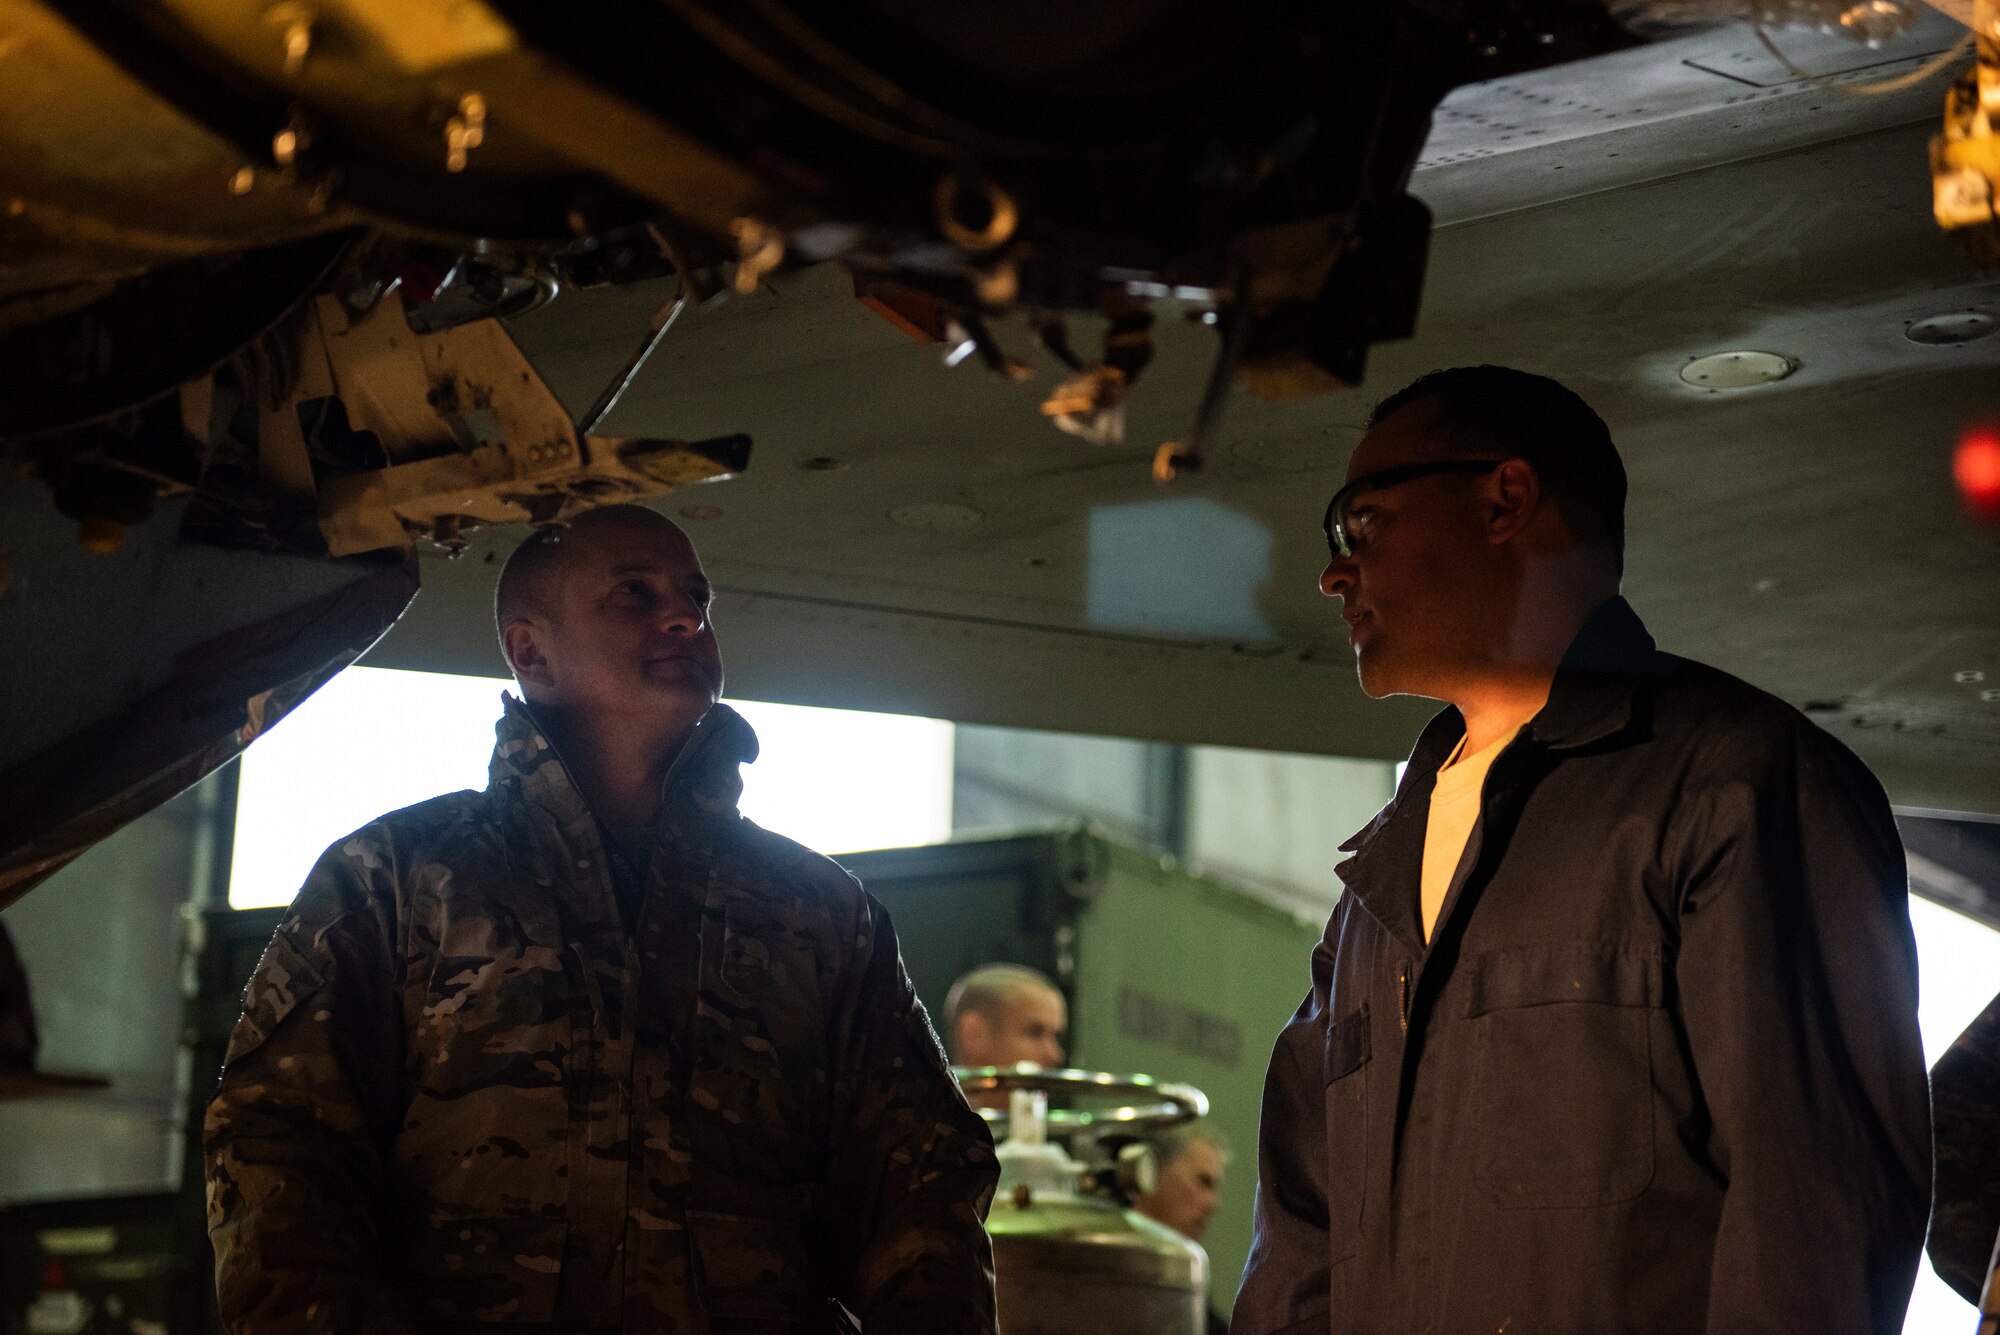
[1956,426,2000,523]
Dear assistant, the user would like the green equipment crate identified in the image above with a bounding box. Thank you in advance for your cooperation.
[842,827,1325,1313]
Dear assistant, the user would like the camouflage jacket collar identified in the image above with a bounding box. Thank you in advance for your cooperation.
[487,693,761,835]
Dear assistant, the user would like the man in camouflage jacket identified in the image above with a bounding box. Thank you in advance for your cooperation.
[1930,989,2000,1304]
[205,506,999,1334]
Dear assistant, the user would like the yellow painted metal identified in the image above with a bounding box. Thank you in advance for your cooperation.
[1933,0,2000,231]
[0,0,769,306]
[319,0,516,73]
[0,0,345,302]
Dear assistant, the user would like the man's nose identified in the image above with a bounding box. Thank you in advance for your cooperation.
[1321,558,1357,599]
[659,596,706,635]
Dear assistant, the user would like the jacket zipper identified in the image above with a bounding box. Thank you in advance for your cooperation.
[1398,964,1410,1033]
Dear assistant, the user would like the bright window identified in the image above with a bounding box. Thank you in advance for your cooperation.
[228,666,953,909]
[1905,893,2000,1335]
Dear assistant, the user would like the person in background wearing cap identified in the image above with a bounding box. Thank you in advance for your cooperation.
[1234,366,1929,1335]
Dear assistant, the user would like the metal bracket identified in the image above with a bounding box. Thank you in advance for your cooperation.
[253,289,749,554]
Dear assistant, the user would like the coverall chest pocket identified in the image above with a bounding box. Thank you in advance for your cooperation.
[1465,943,1664,1209]
[1322,1004,1371,1261]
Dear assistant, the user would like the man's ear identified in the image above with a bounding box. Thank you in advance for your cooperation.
[953,1011,988,1064]
[502,620,555,689]
[1484,458,1542,545]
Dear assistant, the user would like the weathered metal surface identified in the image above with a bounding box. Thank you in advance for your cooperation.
[0,479,418,907]
[0,0,353,305]
[372,132,2000,813]
[252,289,754,554]
[990,1198,1206,1335]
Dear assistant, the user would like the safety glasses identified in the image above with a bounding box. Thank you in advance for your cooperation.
[1322,459,1507,559]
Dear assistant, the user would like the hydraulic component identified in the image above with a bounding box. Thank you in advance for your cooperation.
[957,1064,1210,1335]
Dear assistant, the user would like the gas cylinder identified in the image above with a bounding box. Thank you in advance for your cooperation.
[959,1070,1209,1335]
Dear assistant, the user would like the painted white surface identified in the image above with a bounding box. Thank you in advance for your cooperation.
[1186,745,1397,913]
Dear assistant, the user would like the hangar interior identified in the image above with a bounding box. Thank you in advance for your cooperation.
[5,0,2000,1332]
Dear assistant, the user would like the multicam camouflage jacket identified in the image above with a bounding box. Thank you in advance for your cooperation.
[1931,988,2000,1304]
[204,696,999,1334]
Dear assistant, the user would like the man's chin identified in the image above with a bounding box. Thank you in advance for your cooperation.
[1354,649,1399,700]
[627,676,721,729]
[1356,660,1449,705]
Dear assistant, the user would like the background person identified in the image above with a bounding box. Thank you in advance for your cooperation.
[945,962,1068,1069]
[1135,1125,1232,1335]
[1133,1124,1228,1245]
[1929,988,2000,1302]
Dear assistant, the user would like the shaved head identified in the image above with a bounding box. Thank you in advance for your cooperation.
[494,504,693,641]
[945,964,1067,1068]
